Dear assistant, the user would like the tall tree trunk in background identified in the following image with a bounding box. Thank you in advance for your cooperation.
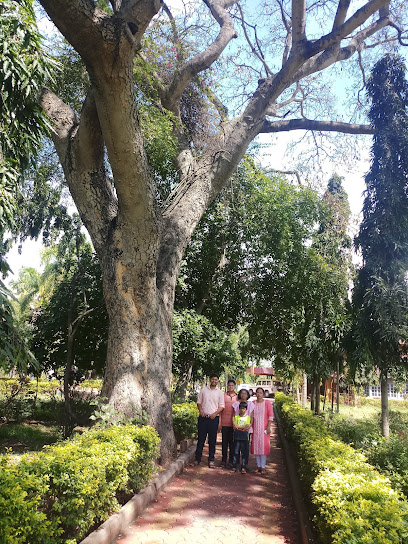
[173,361,193,400]
[63,305,75,438]
[336,358,340,413]
[314,374,321,415]
[302,372,308,408]
[381,371,390,438]
[310,378,315,412]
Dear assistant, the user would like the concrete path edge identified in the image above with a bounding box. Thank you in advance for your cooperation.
[79,441,196,544]
[274,407,315,544]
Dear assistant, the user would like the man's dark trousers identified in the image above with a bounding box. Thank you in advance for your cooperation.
[195,415,219,463]
[221,426,234,464]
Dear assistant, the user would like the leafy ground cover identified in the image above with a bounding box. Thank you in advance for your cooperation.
[321,398,408,500]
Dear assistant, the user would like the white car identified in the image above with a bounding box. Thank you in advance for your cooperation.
[236,383,256,397]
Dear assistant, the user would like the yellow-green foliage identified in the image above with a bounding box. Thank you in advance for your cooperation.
[275,393,408,543]
[80,379,103,390]
[0,456,62,544]
[0,425,160,543]
[172,402,198,442]
[0,378,60,396]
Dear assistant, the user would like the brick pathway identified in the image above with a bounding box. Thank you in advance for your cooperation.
[115,421,300,544]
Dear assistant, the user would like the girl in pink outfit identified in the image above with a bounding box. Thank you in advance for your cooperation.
[250,387,274,474]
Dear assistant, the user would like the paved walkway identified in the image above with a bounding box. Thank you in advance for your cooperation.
[115,421,300,544]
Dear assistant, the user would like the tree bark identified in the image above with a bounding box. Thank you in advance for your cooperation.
[100,241,176,463]
[336,358,340,413]
[302,371,308,409]
[380,371,390,439]
[314,374,321,415]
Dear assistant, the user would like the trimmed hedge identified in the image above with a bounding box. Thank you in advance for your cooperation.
[275,393,408,544]
[172,402,198,443]
[0,424,160,544]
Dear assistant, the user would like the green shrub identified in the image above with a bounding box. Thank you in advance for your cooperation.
[172,402,198,442]
[0,424,160,543]
[322,412,380,449]
[275,393,408,543]
[0,456,62,544]
[365,436,408,499]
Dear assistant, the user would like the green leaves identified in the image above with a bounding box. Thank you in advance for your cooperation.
[351,55,408,378]
[0,0,56,177]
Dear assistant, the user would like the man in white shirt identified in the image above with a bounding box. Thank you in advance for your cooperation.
[194,374,225,467]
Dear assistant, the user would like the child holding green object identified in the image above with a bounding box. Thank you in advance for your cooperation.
[232,401,251,473]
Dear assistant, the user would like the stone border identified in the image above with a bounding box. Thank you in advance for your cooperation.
[274,407,315,544]
[80,439,196,544]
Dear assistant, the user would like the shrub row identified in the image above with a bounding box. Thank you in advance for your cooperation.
[172,402,198,443]
[322,412,408,500]
[275,393,408,544]
[0,424,160,544]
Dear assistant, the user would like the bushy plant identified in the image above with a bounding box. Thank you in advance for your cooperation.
[0,424,160,543]
[172,402,198,443]
[89,397,148,428]
[0,456,62,544]
[275,393,408,543]
[365,436,408,499]
[322,412,380,449]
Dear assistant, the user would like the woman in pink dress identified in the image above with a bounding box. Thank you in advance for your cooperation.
[250,387,273,474]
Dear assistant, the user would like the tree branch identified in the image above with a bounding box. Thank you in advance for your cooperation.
[332,0,352,30]
[40,88,118,250]
[261,118,374,134]
[264,168,302,185]
[236,5,273,76]
[40,88,79,166]
[292,0,306,47]
[306,0,387,57]
[293,13,389,81]
[39,0,111,65]
[161,0,238,111]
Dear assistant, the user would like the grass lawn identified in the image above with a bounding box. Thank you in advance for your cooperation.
[322,398,408,420]
[0,422,61,453]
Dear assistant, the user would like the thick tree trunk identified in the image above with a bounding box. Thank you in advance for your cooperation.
[100,244,177,464]
[380,372,390,439]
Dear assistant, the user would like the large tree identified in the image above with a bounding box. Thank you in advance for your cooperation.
[351,54,408,438]
[32,0,407,460]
